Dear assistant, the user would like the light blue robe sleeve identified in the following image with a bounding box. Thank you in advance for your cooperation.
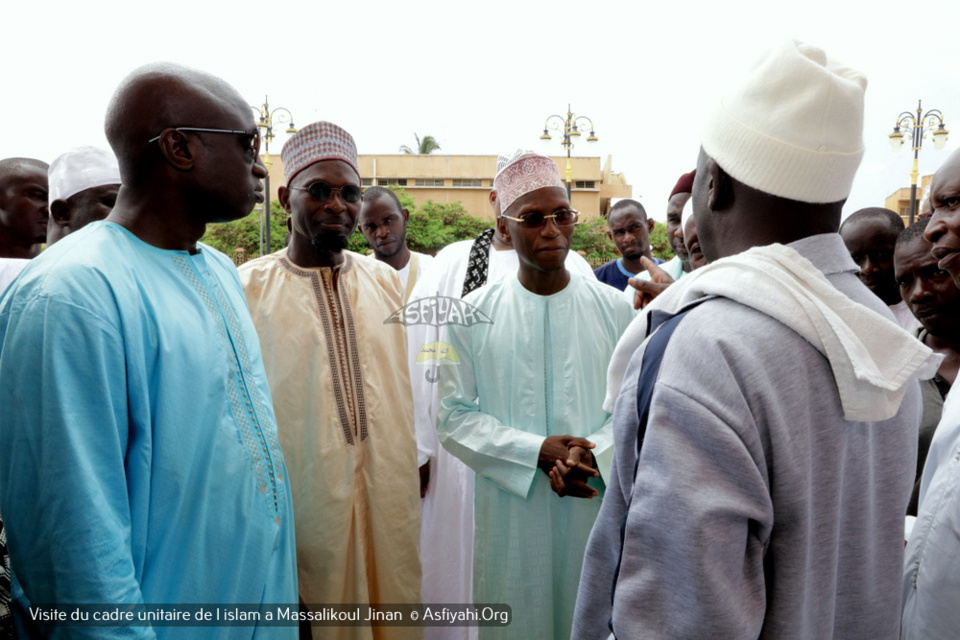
[0,297,154,639]
[437,321,545,500]
[586,418,614,484]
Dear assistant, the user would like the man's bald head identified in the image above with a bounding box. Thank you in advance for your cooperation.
[0,158,48,184]
[840,207,905,237]
[105,63,252,184]
[100,64,267,251]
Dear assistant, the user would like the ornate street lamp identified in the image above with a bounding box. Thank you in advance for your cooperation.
[889,100,948,225]
[251,96,297,255]
[539,105,598,200]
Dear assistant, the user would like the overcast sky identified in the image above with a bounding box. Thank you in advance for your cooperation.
[7,0,960,221]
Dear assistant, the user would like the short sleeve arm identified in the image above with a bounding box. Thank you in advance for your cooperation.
[0,298,154,639]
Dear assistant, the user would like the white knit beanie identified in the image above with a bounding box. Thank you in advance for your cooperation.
[700,39,867,204]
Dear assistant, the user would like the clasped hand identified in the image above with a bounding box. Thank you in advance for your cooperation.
[539,435,599,499]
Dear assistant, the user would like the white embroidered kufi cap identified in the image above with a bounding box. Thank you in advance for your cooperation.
[48,146,121,204]
[496,149,534,174]
[494,153,564,215]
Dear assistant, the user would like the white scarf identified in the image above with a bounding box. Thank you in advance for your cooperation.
[605,243,941,422]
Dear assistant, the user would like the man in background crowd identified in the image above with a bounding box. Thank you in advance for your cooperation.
[622,170,700,309]
[46,146,121,245]
[0,157,47,260]
[663,170,696,278]
[359,185,434,302]
[594,198,662,290]
[840,207,919,331]
[893,218,959,516]
[0,157,48,290]
[903,146,960,639]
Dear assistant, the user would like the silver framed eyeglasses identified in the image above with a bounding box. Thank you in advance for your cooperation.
[501,209,579,229]
[147,127,261,162]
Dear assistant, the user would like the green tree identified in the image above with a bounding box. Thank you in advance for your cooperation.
[348,228,372,254]
[650,221,674,261]
[201,201,288,262]
[399,133,441,155]
[570,217,619,269]
[407,200,489,253]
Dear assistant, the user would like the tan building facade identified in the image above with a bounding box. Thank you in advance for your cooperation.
[260,153,631,221]
[884,174,933,224]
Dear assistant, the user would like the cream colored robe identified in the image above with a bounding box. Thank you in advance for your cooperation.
[240,249,421,640]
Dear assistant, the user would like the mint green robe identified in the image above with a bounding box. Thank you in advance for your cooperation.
[438,272,634,639]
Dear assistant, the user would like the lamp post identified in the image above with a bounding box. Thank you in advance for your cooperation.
[889,100,949,225]
[251,96,297,255]
[539,104,598,201]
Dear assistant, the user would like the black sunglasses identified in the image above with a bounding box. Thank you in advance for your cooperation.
[290,182,362,204]
[147,127,261,163]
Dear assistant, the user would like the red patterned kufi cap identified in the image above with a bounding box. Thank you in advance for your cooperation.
[670,170,696,199]
[494,153,564,215]
[281,121,359,186]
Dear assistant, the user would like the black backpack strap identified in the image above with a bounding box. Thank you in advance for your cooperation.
[607,308,693,634]
[632,310,690,460]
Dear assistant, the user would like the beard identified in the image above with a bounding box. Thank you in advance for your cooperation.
[310,229,349,254]
[619,244,645,260]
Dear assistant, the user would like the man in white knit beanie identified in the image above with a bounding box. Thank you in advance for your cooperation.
[572,39,934,639]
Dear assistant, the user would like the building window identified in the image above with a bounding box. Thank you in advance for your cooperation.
[415,179,445,187]
[575,181,596,189]
[452,179,483,188]
[361,178,373,186]
[376,178,408,186]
